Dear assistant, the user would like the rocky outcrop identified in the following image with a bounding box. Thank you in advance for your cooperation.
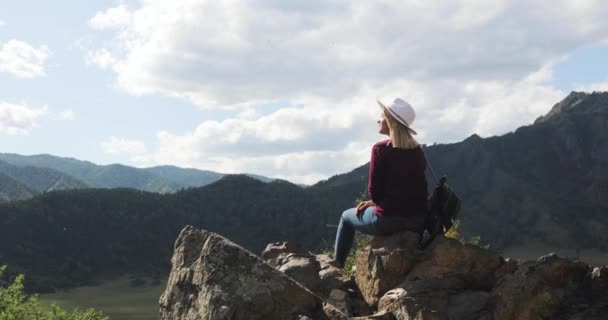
[355,232,608,320]
[159,226,344,320]
[161,226,608,319]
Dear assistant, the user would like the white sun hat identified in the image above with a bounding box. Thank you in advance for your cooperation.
[377,97,417,135]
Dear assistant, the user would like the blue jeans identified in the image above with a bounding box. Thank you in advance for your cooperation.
[333,206,425,267]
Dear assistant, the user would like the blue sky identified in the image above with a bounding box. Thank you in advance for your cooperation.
[1,1,607,184]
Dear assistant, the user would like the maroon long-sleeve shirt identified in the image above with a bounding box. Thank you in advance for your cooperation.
[368,140,428,217]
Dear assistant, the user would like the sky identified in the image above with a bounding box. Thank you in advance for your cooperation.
[0,0,607,185]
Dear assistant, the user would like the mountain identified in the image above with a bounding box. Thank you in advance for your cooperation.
[0,172,37,202]
[0,160,88,193]
[0,154,182,193]
[142,165,223,187]
[426,91,608,249]
[0,154,275,197]
[534,91,608,124]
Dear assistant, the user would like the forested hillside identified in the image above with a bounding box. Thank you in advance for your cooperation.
[0,175,327,291]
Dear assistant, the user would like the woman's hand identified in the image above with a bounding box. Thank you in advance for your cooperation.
[355,200,375,216]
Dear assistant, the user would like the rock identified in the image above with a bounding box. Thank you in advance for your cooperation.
[322,302,349,319]
[350,310,396,319]
[262,242,325,294]
[586,265,608,298]
[378,278,491,320]
[551,265,608,319]
[326,289,351,316]
[355,232,505,308]
[277,254,323,293]
[447,290,491,320]
[261,242,310,267]
[413,310,442,320]
[266,248,371,317]
[316,253,354,293]
[489,253,589,320]
[159,226,343,320]
[383,276,465,319]
[406,236,505,289]
[355,231,422,306]
[390,308,442,320]
[493,257,518,280]
[377,288,406,312]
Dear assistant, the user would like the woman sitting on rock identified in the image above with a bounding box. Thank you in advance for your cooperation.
[333,97,428,268]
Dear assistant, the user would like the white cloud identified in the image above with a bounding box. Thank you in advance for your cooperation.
[126,67,566,184]
[86,48,116,69]
[58,109,75,121]
[87,1,608,184]
[0,40,49,78]
[101,136,148,155]
[88,4,131,30]
[88,1,608,109]
[0,102,48,135]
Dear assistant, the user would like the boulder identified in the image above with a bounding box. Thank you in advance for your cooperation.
[159,226,344,320]
[327,289,351,316]
[377,288,406,312]
[261,242,324,293]
[549,265,608,319]
[261,242,310,267]
[382,276,465,319]
[355,231,422,306]
[316,253,354,293]
[489,253,589,320]
[406,236,505,289]
[446,290,492,320]
[277,254,323,293]
[355,232,505,307]
[585,265,608,298]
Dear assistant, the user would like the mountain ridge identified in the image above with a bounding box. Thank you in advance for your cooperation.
[0,153,276,198]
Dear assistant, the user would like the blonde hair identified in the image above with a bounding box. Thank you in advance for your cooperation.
[383,108,419,150]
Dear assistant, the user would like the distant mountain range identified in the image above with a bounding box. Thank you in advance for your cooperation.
[0,154,274,201]
[1,91,607,292]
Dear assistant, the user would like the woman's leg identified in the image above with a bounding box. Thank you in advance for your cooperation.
[334,206,378,268]
[373,214,426,235]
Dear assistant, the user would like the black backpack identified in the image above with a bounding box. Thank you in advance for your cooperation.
[418,159,462,249]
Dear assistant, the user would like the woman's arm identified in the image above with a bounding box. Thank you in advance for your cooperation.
[368,142,386,206]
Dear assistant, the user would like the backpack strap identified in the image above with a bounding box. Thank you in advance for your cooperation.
[423,147,440,185]
[418,147,440,249]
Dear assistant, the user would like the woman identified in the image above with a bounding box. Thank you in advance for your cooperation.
[333,97,428,268]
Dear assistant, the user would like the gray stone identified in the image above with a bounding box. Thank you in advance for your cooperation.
[489,253,589,320]
[261,241,310,267]
[355,231,422,306]
[446,290,490,320]
[159,226,342,320]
